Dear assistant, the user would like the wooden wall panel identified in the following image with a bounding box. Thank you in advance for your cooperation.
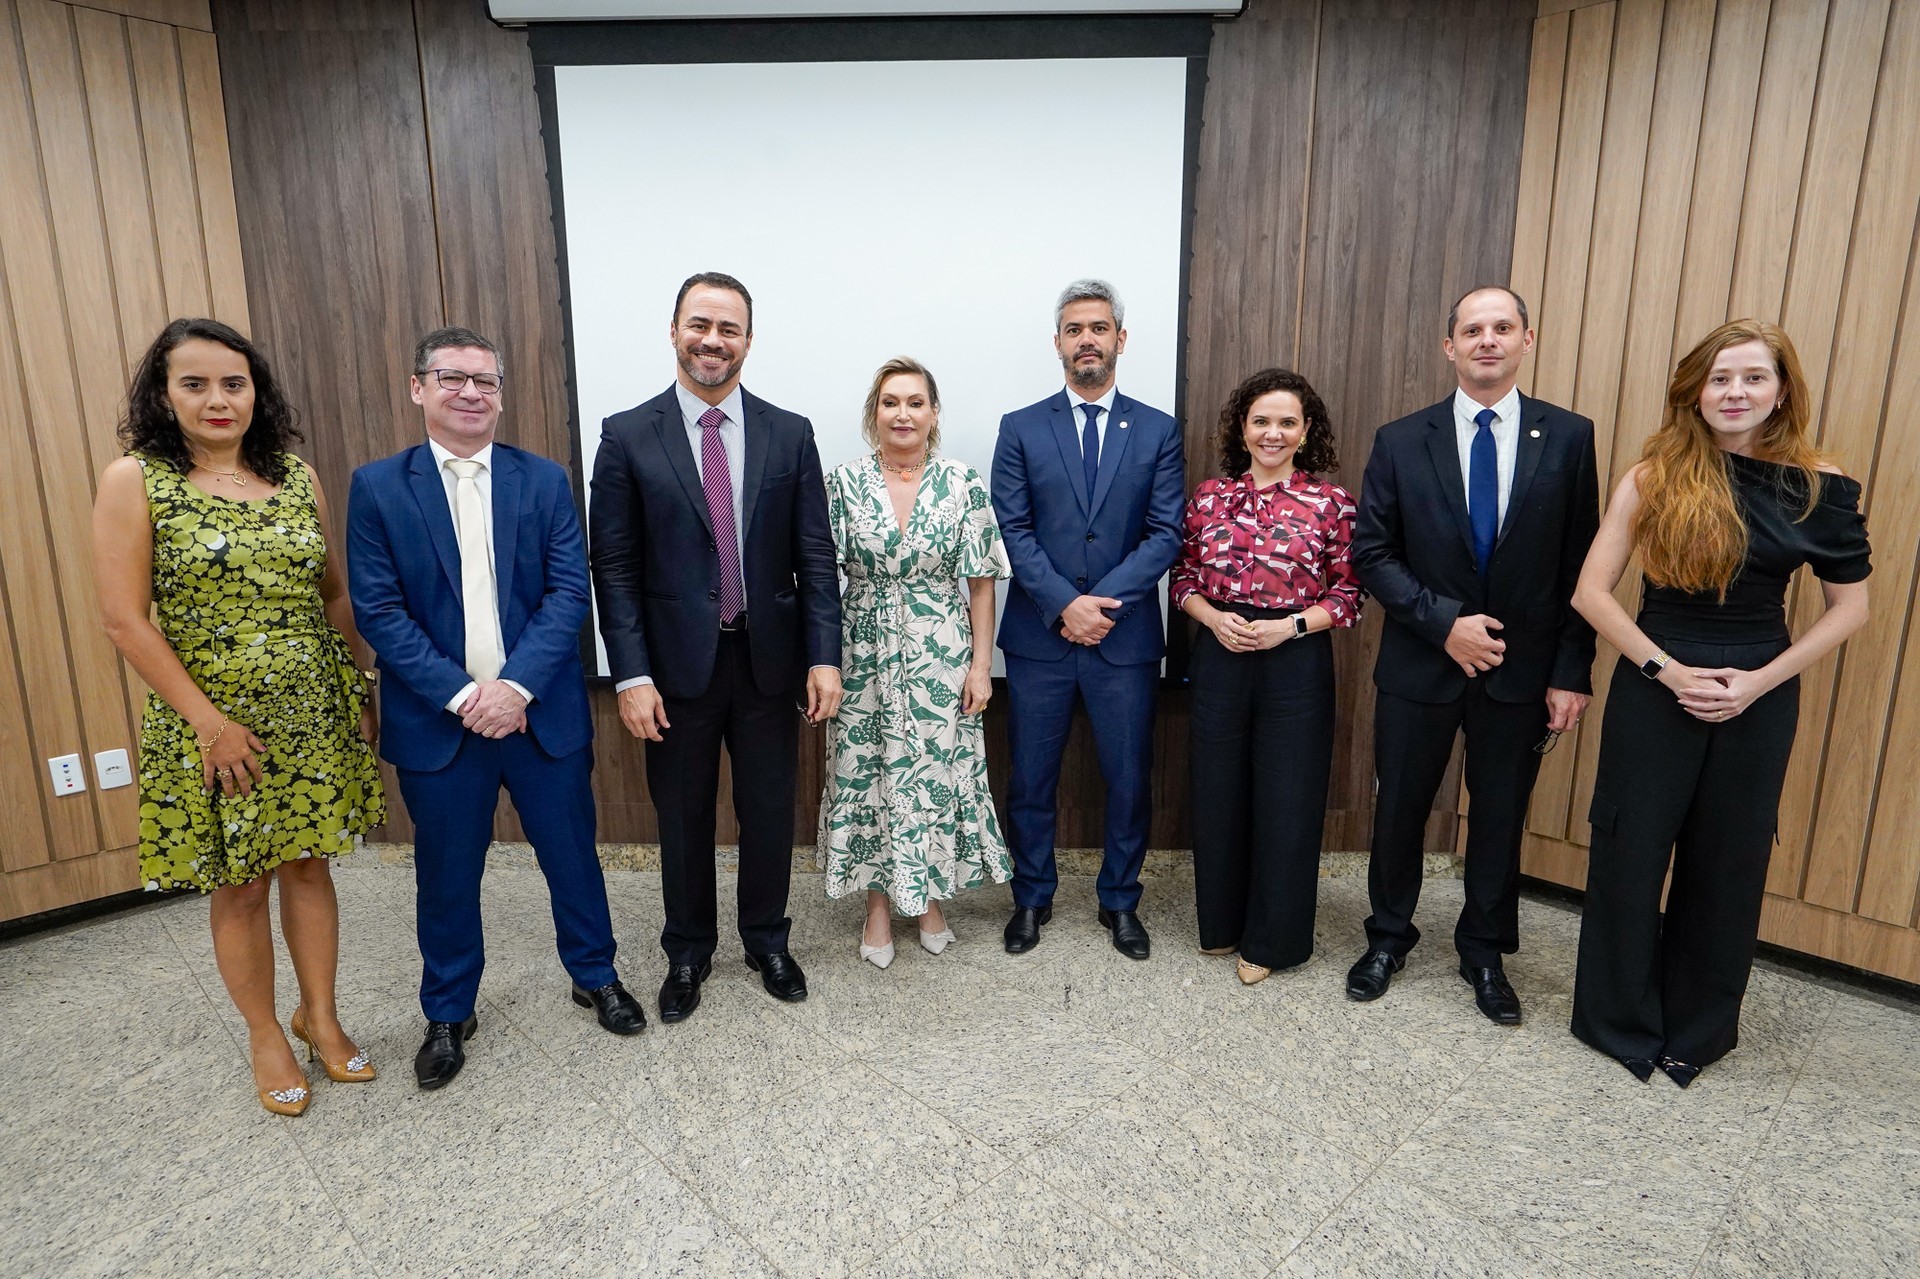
[1296,0,1536,843]
[0,0,244,919]
[1522,1,1611,840]
[1510,0,1920,981]
[1769,0,1895,895]
[1564,0,1663,845]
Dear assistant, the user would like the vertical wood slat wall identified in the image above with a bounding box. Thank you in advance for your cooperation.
[0,0,243,921]
[1501,0,1920,983]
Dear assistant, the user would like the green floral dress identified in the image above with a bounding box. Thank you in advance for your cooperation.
[135,454,384,891]
[818,455,1013,914]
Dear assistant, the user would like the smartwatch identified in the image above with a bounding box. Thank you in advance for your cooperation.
[1291,614,1310,640]
[1639,650,1670,679]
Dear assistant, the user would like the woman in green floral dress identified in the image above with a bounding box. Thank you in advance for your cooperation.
[819,358,1013,968]
[93,319,385,1115]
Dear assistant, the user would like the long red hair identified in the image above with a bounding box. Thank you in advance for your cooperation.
[1633,319,1827,599]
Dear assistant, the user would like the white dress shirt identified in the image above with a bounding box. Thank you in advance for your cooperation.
[1452,386,1521,528]
[426,437,533,713]
[1065,384,1119,459]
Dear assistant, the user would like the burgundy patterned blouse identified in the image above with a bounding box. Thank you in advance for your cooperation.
[1168,471,1364,626]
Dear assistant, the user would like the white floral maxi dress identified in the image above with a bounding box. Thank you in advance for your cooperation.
[819,455,1014,914]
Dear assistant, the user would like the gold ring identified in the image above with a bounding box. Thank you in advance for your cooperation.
[216,767,234,779]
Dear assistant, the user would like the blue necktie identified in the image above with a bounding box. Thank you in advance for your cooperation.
[1469,407,1498,576]
[1081,403,1101,497]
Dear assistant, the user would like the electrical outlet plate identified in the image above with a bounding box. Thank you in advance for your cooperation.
[48,753,87,796]
[94,748,133,790]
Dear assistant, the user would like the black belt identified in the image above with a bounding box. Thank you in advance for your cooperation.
[719,612,748,633]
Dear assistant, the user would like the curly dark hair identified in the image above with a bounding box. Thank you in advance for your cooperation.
[1216,367,1338,477]
[117,318,303,484]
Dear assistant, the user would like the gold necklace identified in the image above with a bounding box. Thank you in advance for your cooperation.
[198,462,247,487]
[875,450,931,479]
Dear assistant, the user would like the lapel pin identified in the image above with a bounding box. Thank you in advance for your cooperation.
[1119,421,1129,429]
[1529,429,1541,438]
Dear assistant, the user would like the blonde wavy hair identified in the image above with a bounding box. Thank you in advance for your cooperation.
[860,357,942,453]
[1633,319,1827,599]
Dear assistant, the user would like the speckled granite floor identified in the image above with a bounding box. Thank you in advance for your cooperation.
[3,853,1914,1279]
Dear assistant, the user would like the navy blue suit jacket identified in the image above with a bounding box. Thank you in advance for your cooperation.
[589,386,841,700]
[990,390,1185,666]
[346,442,594,773]
[1352,393,1600,705]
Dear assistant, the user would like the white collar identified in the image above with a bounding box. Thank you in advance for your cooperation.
[1064,384,1118,415]
[1452,385,1521,427]
[428,437,494,471]
[676,381,746,428]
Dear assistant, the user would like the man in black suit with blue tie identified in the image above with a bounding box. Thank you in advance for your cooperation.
[1347,286,1600,1024]
[590,272,843,1024]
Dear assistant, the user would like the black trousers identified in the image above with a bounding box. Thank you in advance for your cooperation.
[1365,682,1548,968]
[1571,637,1797,1068]
[646,629,799,966]
[1189,618,1334,970]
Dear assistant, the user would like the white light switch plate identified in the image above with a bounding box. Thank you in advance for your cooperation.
[94,748,133,790]
[48,753,86,795]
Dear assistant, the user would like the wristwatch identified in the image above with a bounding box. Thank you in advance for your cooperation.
[1639,650,1670,679]
[1290,614,1310,639]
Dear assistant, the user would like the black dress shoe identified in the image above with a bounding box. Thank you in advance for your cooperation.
[1459,961,1523,1025]
[658,961,712,1024]
[1097,908,1151,961]
[1003,905,1052,954]
[414,1014,478,1090]
[571,979,647,1035]
[1658,1055,1702,1089]
[1620,1057,1657,1083]
[746,950,808,1002]
[1345,948,1404,1001]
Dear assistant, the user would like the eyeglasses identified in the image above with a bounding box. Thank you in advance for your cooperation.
[1533,729,1563,756]
[420,368,504,395]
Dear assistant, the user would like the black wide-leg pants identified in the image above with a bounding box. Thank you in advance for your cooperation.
[1189,618,1334,970]
[1571,636,1797,1068]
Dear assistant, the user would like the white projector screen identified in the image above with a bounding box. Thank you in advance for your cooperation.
[550,58,1190,675]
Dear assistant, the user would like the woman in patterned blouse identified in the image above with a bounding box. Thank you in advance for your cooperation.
[1171,368,1363,985]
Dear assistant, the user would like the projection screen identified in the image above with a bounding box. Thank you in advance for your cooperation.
[542,52,1194,676]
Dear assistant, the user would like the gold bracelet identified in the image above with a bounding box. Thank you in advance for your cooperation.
[196,716,229,750]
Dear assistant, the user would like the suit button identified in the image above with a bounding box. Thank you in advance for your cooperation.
[1086,533,1095,542]
[1076,577,1086,588]
[707,589,718,600]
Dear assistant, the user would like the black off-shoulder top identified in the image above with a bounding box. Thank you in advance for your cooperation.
[1638,452,1872,644]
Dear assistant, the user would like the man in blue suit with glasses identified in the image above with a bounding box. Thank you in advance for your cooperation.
[991,279,1186,960]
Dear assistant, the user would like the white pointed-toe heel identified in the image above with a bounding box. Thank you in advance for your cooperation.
[860,938,895,969]
[919,926,955,955]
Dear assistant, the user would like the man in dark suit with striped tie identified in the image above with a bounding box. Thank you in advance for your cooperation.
[590,272,843,1024]
[1347,286,1600,1024]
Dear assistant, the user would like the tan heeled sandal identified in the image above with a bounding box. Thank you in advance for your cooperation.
[290,1006,376,1082]
[1236,957,1272,986]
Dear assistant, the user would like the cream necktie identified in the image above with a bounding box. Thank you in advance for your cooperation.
[444,457,503,682]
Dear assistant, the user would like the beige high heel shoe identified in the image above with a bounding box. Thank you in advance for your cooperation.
[1236,957,1272,986]
[251,1042,310,1117]
[290,1006,376,1082]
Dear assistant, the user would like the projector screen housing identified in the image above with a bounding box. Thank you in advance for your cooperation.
[493,1,1242,21]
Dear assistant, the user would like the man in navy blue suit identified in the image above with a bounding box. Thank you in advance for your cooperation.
[991,279,1186,960]
[590,273,842,1024]
[348,326,642,1092]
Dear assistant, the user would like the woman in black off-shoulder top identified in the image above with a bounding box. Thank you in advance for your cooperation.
[1568,319,1871,1088]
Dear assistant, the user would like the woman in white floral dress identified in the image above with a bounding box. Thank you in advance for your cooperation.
[819,357,1013,968]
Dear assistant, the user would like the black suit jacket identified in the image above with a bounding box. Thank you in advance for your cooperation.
[1353,393,1599,705]
[589,385,841,700]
